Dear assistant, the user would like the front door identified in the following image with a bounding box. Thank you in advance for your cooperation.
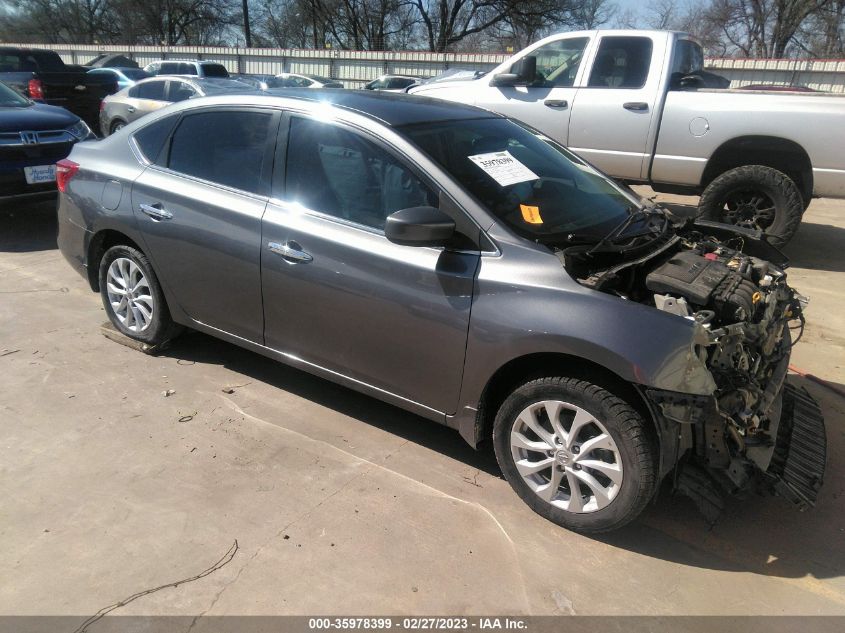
[261,115,479,414]
[131,107,279,342]
[473,36,591,147]
[567,35,662,180]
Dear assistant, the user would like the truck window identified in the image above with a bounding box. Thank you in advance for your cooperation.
[513,38,588,87]
[587,37,653,89]
[671,40,704,76]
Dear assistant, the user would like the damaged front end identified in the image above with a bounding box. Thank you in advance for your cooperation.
[563,215,826,520]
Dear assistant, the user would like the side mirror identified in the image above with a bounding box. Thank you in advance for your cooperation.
[671,72,705,90]
[490,55,537,87]
[385,206,455,247]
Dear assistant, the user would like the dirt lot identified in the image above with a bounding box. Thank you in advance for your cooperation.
[1,191,844,616]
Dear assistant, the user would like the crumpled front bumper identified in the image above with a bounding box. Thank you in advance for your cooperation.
[765,383,827,509]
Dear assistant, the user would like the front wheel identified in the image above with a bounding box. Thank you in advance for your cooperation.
[698,165,804,248]
[493,377,657,533]
[110,119,126,135]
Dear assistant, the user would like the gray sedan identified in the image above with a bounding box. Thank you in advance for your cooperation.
[98,76,255,136]
[56,90,824,533]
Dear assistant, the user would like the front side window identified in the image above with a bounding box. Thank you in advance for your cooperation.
[179,63,198,76]
[588,36,653,89]
[167,110,274,195]
[136,80,167,100]
[511,37,589,88]
[160,62,180,74]
[387,78,415,90]
[671,39,704,76]
[400,117,639,243]
[284,117,435,231]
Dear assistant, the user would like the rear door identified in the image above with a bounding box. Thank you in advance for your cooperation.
[260,114,480,414]
[567,34,663,180]
[473,36,591,146]
[131,107,280,342]
[127,80,171,122]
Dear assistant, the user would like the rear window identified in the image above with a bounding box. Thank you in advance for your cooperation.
[202,63,229,78]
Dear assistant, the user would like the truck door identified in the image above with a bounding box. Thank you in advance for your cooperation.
[567,35,663,181]
[473,36,591,147]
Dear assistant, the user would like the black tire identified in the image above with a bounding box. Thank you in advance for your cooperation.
[109,119,126,135]
[698,165,803,248]
[98,244,179,346]
[493,377,656,533]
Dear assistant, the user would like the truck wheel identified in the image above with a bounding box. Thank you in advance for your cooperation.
[98,245,180,346]
[493,377,656,533]
[698,165,803,248]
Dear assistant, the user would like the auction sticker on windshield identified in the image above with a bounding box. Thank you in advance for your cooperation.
[468,150,538,187]
[24,165,56,184]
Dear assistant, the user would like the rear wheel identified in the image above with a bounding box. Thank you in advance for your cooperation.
[493,376,656,533]
[98,245,179,346]
[698,165,803,248]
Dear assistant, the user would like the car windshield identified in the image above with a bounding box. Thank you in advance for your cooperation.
[0,82,30,107]
[399,117,641,241]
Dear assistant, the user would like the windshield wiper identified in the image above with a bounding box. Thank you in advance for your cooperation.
[587,206,648,255]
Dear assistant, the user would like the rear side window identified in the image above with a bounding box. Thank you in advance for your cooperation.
[133,114,179,164]
[387,78,415,90]
[167,110,274,195]
[202,64,229,78]
[284,117,436,231]
[136,80,166,100]
[167,80,196,102]
[588,37,653,89]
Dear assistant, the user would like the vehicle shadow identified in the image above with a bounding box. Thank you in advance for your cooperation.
[161,330,845,582]
[160,330,502,478]
[0,198,58,253]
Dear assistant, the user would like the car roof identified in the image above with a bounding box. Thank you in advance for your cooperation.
[257,88,500,126]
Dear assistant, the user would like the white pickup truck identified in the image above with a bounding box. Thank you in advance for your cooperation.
[410,30,845,246]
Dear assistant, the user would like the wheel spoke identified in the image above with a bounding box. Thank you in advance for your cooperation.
[571,468,612,509]
[578,459,623,485]
[575,433,614,459]
[517,407,555,448]
[107,282,126,296]
[565,471,584,512]
[564,409,593,449]
[511,431,552,453]
[134,301,153,323]
[538,465,563,502]
[515,456,553,477]
[544,401,564,441]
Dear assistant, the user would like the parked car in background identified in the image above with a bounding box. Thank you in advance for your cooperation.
[56,90,824,533]
[268,73,343,88]
[99,77,255,136]
[87,67,151,92]
[231,73,275,90]
[143,60,230,79]
[411,29,845,246]
[0,80,93,201]
[364,75,420,92]
[84,53,139,69]
[0,46,116,129]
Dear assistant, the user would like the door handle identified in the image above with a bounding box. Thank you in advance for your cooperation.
[623,102,649,112]
[543,99,568,109]
[268,241,313,264]
[138,202,173,221]
[127,106,136,113]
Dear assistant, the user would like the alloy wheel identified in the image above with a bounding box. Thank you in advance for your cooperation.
[510,400,623,513]
[719,188,777,231]
[106,257,154,332]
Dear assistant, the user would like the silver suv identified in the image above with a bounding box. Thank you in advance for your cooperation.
[56,91,825,533]
[144,60,230,79]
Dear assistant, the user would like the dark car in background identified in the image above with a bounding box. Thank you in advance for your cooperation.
[56,90,824,533]
[0,46,116,129]
[0,80,93,202]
